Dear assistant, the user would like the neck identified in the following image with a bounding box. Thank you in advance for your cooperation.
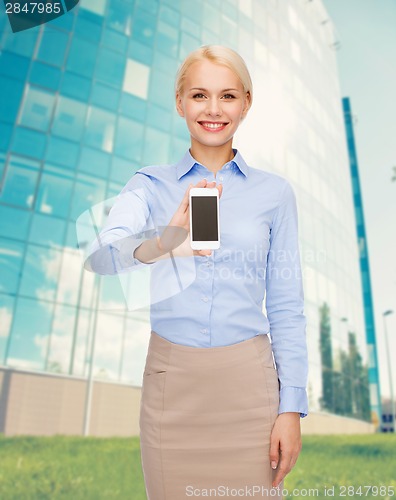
[189,139,235,174]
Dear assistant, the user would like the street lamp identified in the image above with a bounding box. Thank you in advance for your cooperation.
[383,309,395,432]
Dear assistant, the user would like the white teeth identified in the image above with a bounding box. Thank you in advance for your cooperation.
[201,122,225,129]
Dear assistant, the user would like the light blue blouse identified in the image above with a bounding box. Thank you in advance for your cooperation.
[84,148,309,418]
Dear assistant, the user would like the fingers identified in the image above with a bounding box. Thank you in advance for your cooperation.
[272,449,297,489]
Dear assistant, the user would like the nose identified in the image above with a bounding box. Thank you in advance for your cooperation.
[206,97,221,117]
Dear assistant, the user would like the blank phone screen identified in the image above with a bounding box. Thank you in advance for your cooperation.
[191,196,218,241]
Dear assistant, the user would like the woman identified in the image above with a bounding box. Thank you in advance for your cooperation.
[85,45,308,499]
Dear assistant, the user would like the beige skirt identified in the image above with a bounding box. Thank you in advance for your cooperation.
[139,330,284,500]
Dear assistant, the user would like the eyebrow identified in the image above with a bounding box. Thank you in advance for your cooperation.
[189,87,240,92]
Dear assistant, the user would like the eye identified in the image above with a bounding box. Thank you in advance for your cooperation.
[222,94,235,99]
[193,93,206,99]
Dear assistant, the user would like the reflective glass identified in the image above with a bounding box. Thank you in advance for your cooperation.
[66,37,98,78]
[107,0,134,35]
[0,294,14,360]
[60,72,91,102]
[94,312,124,380]
[37,27,69,67]
[128,40,153,66]
[91,82,120,112]
[148,69,173,107]
[146,103,172,133]
[56,248,84,306]
[11,127,47,160]
[52,96,87,142]
[110,156,135,184]
[143,127,169,165]
[19,86,55,132]
[46,136,79,170]
[0,51,30,80]
[0,238,24,295]
[132,9,156,46]
[36,164,74,218]
[114,116,144,161]
[0,76,25,125]
[101,28,128,55]
[46,303,76,373]
[119,92,147,121]
[0,122,12,151]
[78,146,111,178]
[74,9,103,43]
[19,244,61,301]
[0,205,31,241]
[69,172,106,222]
[0,155,40,209]
[84,106,115,153]
[1,29,38,58]
[29,213,66,247]
[29,61,61,91]
[7,296,54,370]
[123,59,150,99]
[95,47,125,88]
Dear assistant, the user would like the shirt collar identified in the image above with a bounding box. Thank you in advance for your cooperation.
[176,148,249,180]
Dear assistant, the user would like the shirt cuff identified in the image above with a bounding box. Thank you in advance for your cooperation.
[278,386,308,418]
[117,236,156,268]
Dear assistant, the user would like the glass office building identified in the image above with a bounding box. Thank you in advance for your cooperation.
[0,0,377,426]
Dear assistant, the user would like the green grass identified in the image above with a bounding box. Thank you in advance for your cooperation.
[0,434,395,499]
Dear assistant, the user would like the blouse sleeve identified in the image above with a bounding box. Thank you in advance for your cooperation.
[265,179,309,418]
[83,171,157,276]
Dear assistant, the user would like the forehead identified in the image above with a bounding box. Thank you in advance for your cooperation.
[185,60,242,88]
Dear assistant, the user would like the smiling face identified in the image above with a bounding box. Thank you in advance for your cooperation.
[176,59,251,153]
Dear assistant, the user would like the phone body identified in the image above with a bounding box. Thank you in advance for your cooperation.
[189,187,220,250]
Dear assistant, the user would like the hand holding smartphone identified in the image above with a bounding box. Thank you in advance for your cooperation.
[158,178,222,258]
[189,186,220,250]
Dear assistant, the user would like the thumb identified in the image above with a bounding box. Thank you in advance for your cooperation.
[269,437,280,470]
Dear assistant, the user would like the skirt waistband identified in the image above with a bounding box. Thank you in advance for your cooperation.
[147,330,272,367]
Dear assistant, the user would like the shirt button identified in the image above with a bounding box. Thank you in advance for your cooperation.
[225,165,230,169]
[219,175,223,181]
[201,328,208,334]
[202,296,209,302]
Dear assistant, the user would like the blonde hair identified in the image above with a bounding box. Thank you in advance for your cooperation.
[175,44,253,105]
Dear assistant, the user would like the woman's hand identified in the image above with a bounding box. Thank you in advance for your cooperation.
[159,178,223,258]
[269,412,302,488]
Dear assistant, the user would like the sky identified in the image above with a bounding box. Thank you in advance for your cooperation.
[323,0,396,401]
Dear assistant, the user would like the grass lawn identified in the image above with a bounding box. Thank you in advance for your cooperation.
[0,433,395,499]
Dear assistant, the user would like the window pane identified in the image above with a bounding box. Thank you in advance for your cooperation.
[0,51,30,80]
[95,47,125,88]
[46,136,79,170]
[11,127,47,160]
[0,76,25,125]
[29,61,61,91]
[0,205,31,240]
[52,95,87,142]
[84,106,115,153]
[123,58,150,99]
[146,103,172,132]
[148,69,173,107]
[74,9,103,44]
[19,244,61,301]
[37,164,74,217]
[143,127,170,165]
[0,294,14,360]
[114,116,144,161]
[7,297,54,370]
[0,238,24,295]
[2,29,38,58]
[66,37,98,78]
[106,0,133,35]
[78,146,111,178]
[29,213,66,246]
[119,92,147,121]
[46,303,76,374]
[0,122,12,151]
[91,82,120,112]
[69,173,106,222]
[37,27,69,66]
[60,72,91,102]
[0,155,40,208]
[56,249,83,306]
[101,28,128,55]
[132,9,156,46]
[19,86,55,132]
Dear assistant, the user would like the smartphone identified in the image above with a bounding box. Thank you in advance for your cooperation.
[189,187,220,250]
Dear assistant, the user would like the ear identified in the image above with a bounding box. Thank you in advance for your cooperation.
[175,92,185,118]
[242,91,252,119]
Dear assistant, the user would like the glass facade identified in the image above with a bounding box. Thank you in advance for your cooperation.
[0,0,375,423]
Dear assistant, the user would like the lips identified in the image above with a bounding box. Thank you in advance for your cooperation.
[198,121,229,131]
